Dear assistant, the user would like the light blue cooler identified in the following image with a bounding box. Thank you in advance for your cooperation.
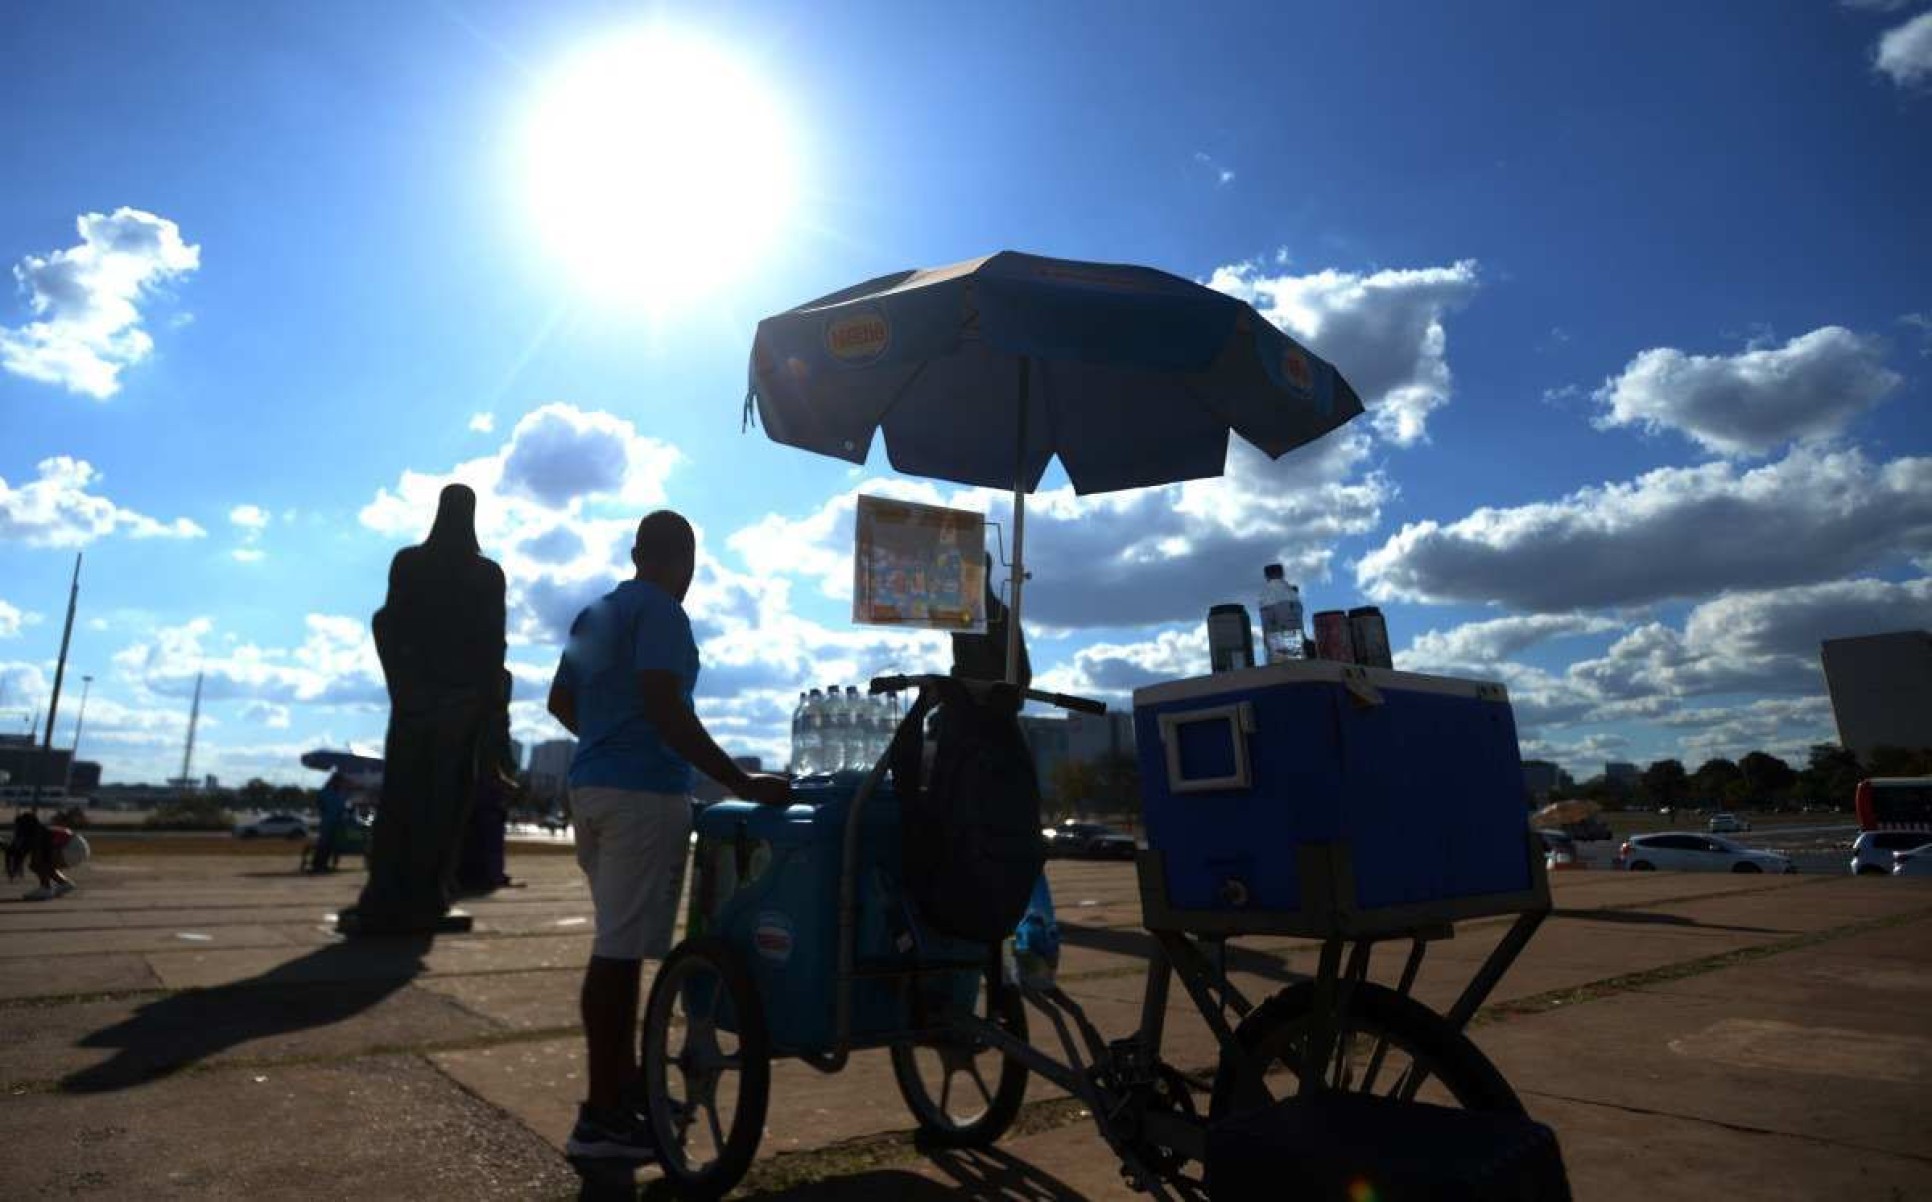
[689,778,986,1055]
[1132,661,1544,938]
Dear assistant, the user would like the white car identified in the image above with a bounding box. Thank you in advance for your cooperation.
[1617,832,1794,874]
[1892,845,1932,878]
[234,813,311,840]
[1706,812,1750,834]
[1849,830,1932,876]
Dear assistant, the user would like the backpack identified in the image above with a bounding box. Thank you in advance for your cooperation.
[890,677,1046,944]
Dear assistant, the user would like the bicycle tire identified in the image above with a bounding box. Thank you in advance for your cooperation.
[889,977,1029,1147]
[641,937,771,1200]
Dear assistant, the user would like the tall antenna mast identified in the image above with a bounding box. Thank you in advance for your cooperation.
[179,669,204,789]
[29,553,82,808]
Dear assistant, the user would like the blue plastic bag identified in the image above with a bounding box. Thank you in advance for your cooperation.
[1011,872,1061,988]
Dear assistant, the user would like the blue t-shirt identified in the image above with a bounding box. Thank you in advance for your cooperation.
[556,579,701,793]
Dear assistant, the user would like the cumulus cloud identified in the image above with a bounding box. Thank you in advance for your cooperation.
[469,412,495,434]
[734,434,1388,632]
[0,208,200,398]
[228,505,269,529]
[0,456,205,547]
[1358,447,1932,611]
[239,700,292,729]
[0,599,38,639]
[1875,11,1932,87]
[1207,259,1480,445]
[1591,326,1901,456]
[114,614,387,708]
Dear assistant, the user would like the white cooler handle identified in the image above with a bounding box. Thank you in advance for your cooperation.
[1157,702,1255,794]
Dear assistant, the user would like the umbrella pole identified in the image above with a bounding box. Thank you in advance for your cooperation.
[1006,357,1029,686]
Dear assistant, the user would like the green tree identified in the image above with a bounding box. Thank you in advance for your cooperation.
[239,778,274,810]
[1047,759,1101,818]
[1799,744,1863,810]
[1690,758,1741,806]
[1868,745,1932,777]
[1738,751,1796,804]
[1640,759,1689,807]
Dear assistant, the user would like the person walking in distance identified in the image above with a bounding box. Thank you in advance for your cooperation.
[547,510,791,1160]
[340,483,506,936]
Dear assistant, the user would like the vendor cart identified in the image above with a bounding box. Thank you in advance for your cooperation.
[640,664,1566,1200]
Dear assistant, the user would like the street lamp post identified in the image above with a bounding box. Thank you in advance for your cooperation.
[67,675,93,791]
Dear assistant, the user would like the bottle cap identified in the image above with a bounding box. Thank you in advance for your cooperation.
[1263,563,1285,580]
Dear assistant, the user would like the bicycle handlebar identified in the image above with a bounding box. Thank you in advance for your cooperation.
[867,673,1107,716]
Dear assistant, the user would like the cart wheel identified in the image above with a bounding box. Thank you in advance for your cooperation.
[1208,981,1523,1120]
[889,975,1029,1147]
[641,937,771,1200]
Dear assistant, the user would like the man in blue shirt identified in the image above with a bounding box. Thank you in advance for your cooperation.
[547,510,790,1161]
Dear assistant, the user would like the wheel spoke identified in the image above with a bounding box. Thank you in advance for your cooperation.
[938,1063,955,1114]
[966,1060,995,1108]
[704,1097,726,1151]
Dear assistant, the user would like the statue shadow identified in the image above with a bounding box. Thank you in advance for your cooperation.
[60,933,432,1094]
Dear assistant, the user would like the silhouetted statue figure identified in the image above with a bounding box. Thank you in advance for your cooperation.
[339,484,506,936]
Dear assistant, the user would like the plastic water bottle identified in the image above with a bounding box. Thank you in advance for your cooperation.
[1260,564,1306,663]
[824,683,849,771]
[844,686,866,769]
[1012,873,1061,989]
[789,691,809,775]
[798,688,826,775]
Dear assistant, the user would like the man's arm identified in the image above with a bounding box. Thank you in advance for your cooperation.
[637,670,791,806]
[547,665,579,736]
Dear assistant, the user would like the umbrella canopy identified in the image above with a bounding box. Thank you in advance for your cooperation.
[1533,799,1602,828]
[747,250,1362,494]
[745,250,1366,680]
[301,749,385,790]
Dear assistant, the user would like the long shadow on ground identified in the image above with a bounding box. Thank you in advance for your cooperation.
[1056,923,1308,990]
[59,934,432,1093]
[1553,907,1783,935]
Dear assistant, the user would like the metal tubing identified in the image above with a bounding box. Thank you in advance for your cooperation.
[1137,940,1174,1060]
[830,750,898,1072]
[1005,357,1029,685]
[1445,909,1547,1030]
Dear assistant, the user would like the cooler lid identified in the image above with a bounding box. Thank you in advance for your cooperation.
[1131,660,1509,709]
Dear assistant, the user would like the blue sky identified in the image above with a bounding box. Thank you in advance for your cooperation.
[3,1,1928,786]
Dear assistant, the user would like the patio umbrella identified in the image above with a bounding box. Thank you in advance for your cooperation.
[745,250,1365,682]
[1533,799,1601,828]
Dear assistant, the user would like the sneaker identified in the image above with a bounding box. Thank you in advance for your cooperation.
[54,880,75,896]
[22,886,55,901]
[565,1103,657,1162]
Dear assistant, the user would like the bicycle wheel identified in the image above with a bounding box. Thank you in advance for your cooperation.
[1208,981,1523,1120]
[641,937,771,1200]
[889,974,1029,1147]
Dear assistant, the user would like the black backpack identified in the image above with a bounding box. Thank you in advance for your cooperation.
[890,678,1046,944]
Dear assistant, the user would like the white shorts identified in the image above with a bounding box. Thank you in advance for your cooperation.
[570,786,692,961]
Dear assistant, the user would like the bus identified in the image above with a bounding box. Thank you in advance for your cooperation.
[1855,777,1932,832]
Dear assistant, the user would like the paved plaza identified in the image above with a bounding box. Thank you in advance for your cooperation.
[3,841,1929,1200]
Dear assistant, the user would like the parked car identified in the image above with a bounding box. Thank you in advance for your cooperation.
[1537,829,1580,867]
[1563,816,1612,842]
[1891,844,1932,878]
[1615,833,1794,874]
[1849,830,1932,876]
[234,813,311,840]
[1706,812,1751,834]
[1043,820,1137,860]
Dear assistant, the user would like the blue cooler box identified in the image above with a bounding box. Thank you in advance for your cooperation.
[1132,661,1544,938]
[689,778,984,1055]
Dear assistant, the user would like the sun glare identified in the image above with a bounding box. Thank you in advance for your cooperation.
[521,29,799,310]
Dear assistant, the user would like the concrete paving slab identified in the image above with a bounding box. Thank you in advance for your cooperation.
[0,951,158,1000]
[0,922,308,959]
[145,929,597,990]
[415,968,586,1033]
[2,1054,576,1198]
[1,977,500,1093]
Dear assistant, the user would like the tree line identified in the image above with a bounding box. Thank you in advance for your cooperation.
[1575,744,1932,811]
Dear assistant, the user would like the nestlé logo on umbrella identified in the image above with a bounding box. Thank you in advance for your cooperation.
[824,307,891,364]
[1281,345,1313,394]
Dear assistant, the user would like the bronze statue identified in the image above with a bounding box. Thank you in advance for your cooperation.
[339,484,506,936]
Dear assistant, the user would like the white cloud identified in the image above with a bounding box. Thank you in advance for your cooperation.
[0,456,206,547]
[114,614,387,708]
[239,700,292,729]
[1876,11,1932,87]
[232,548,265,563]
[228,504,270,530]
[469,412,495,434]
[1207,259,1480,445]
[1403,613,1623,670]
[0,600,39,639]
[734,434,1389,632]
[1192,152,1235,185]
[1358,447,1932,611]
[1591,326,1901,456]
[0,208,200,398]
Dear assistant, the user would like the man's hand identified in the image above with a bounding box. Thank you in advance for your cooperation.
[736,773,793,808]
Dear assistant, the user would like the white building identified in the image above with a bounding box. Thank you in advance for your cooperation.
[527,738,576,800]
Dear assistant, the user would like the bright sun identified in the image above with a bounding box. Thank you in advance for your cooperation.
[521,29,799,309]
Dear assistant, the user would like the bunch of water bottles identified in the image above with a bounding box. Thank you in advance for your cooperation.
[788,685,906,777]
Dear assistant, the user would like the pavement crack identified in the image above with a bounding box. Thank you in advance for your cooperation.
[1517,1087,1932,1166]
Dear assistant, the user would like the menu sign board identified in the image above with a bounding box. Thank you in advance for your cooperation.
[852,495,987,632]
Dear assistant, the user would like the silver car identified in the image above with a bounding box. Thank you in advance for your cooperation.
[1851,830,1932,875]
[1617,832,1794,874]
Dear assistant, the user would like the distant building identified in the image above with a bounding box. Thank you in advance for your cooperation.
[1019,715,1073,796]
[0,736,72,796]
[507,738,526,774]
[68,761,102,791]
[1021,711,1138,812]
[1604,762,1640,786]
[1821,630,1932,762]
[528,738,577,801]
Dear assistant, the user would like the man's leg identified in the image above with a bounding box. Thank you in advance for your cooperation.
[581,955,644,1111]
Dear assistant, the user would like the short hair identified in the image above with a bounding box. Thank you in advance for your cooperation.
[633,510,695,567]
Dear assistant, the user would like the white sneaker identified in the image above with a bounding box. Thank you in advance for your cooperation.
[23,886,55,901]
[54,880,75,896]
